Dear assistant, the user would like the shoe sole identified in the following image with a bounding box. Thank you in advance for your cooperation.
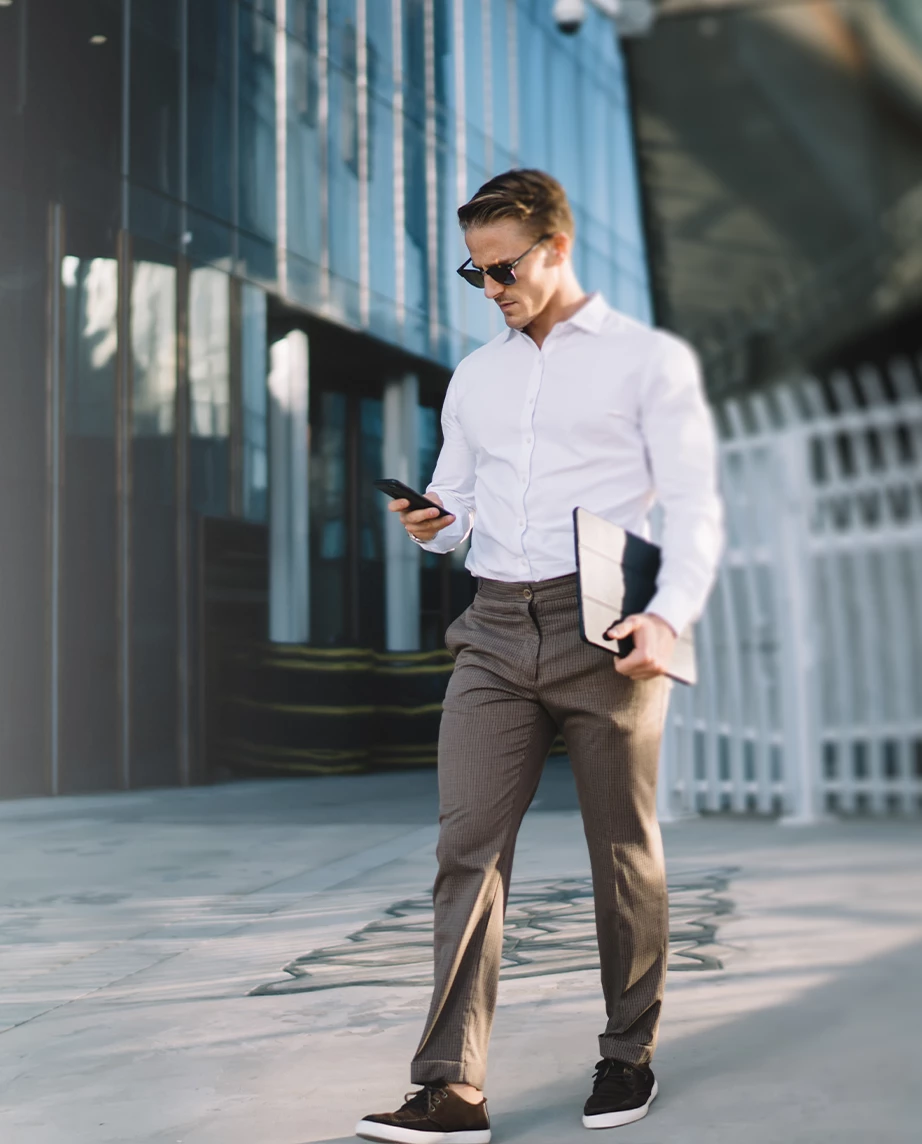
[581,1079,658,1130]
[354,1120,491,1144]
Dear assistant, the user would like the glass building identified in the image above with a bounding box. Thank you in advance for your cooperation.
[0,0,650,797]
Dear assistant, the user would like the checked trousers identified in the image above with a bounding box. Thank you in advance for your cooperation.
[410,572,672,1090]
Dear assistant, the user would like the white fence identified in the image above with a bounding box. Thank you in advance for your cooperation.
[659,357,922,820]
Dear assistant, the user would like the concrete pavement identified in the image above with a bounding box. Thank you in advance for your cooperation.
[1,764,920,1144]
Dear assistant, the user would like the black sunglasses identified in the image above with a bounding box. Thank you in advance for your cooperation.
[456,233,553,289]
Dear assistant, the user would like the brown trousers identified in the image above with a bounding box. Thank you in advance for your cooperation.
[411,573,671,1090]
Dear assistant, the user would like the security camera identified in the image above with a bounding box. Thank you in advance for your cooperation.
[553,0,587,35]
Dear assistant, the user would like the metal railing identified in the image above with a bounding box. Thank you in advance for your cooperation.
[659,355,922,819]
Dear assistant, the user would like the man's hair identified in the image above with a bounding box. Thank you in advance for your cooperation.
[457,169,575,239]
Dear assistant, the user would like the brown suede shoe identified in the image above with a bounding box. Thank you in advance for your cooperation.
[355,1083,491,1143]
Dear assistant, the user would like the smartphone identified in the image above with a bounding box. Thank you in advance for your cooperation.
[374,478,453,517]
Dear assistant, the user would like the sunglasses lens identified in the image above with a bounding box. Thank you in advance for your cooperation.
[458,268,485,289]
[487,266,516,286]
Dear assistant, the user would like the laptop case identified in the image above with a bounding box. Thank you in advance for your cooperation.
[573,506,697,686]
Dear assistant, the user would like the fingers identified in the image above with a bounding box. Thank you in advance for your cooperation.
[614,649,664,680]
[605,613,643,641]
[387,498,453,539]
[613,634,666,679]
[403,506,445,525]
[404,509,455,542]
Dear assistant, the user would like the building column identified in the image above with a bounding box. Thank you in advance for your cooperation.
[268,330,310,643]
[383,374,421,651]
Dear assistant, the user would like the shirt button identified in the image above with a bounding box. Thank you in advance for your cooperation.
[526,436,532,444]
[518,519,525,527]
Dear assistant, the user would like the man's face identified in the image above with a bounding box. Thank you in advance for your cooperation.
[463,220,566,330]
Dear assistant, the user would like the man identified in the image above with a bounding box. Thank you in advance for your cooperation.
[356,169,723,1142]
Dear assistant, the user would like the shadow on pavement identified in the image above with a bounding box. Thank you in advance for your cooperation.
[491,934,922,1142]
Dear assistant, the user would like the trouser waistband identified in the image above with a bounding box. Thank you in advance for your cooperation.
[476,571,577,602]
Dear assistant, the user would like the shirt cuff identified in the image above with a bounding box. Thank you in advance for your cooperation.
[412,494,469,554]
[644,584,696,639]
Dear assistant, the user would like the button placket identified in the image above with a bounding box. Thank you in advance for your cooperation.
[519,359,543,555]
[514,345,548,585]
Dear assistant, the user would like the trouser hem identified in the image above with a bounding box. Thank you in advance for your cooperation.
[411,1059,482,1089]
[598,1038,655,1068]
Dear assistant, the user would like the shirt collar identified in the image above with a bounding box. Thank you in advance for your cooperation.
[563,292,609,333]
[505,291,610,342]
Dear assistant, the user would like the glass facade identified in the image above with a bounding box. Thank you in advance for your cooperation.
[0,0,650,794]
[119,0,651,363]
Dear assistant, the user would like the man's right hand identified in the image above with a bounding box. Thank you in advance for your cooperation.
[387,492,456,544]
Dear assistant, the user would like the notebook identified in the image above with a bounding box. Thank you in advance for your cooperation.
[573,506,697,686]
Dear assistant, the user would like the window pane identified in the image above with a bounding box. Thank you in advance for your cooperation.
[130,0,181,198]
[357,397,385,647]
[462,0,484,174]
[287,36,323,272]
[130,257,178,785]
[366,0,394,102]
[188,0,234,222]
[189,266,231,516]
[310,391,348,645]
[327,1,360,321]
[241,284,268,522]
[238,4,277,253]
[368,94,397,339]
[60,253,118,790]
[516,12,549,172]
[490,0,511,160]
[328,57,361,320]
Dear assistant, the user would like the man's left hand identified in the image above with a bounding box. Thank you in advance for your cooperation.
[605,613,676,680]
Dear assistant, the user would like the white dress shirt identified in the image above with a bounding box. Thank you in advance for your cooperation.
[419,293,724,637]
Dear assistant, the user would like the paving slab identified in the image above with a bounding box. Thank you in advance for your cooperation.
[0,765,920,1144]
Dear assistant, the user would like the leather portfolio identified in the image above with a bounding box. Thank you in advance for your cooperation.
[573,506,697,686]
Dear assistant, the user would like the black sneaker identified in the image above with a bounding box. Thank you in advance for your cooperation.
[582,1059,658,1129]
[355,1083,491,1143]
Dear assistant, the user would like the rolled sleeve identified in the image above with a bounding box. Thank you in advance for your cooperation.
[414,376,475,555]
[642,334,724,635]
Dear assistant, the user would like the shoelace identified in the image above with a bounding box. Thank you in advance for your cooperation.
[402,1085,449,1114]
[591,1059,641,1094]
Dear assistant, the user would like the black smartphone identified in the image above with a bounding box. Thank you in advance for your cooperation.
[374,478,453,517]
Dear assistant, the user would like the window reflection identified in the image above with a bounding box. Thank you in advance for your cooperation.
[132,261,176,438]
[130,257,178,786]
[60,254,119,789]
[357,397,385,647]
[189,266,231,516]
[62,256,118,435]
[403,0,428,346]
[130,0,181,198]
[310,391,348,645]
[328,1,360,321]
[241,284,269,522]
[188,0,233,222]
[239,3,277,254]
[287,33,323,280]
[368,91,397,336]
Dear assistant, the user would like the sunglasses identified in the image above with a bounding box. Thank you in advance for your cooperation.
[456,233,553,289]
